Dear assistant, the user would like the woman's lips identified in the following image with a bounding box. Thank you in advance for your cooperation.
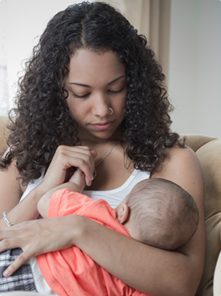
[91,121,114,130]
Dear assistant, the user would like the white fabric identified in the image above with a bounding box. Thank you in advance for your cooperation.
[19,174,43,202]
[83,169,150,209]
[214,251,221,296]
[19,168,150,294]
[28,258,57,296]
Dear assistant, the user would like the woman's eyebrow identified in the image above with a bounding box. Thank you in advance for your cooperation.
[107,75,126,85]
[67,82,91,88]
[67,75,126,88]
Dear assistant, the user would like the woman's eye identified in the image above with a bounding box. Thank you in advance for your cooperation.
[109,87,125,94]
[72,92,90,98]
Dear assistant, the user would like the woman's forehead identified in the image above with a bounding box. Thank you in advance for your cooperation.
[67,49,126,83]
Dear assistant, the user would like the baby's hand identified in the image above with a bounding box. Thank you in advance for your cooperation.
[69,168,86,191]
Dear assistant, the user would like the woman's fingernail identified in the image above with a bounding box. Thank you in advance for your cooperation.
[3,267,11,277]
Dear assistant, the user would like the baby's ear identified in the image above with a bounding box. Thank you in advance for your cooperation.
[116,204,130,224]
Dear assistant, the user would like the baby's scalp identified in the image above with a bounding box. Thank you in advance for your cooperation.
[125,178,199,250]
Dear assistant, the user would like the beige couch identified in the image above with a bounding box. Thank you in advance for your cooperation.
[0,116,221,296]
[0,116,8,151]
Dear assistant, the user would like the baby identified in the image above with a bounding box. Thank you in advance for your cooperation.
[35,169,199,295]
[0,170,199,295]
[39,169,199,251]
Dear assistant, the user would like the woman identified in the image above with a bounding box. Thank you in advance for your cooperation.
[0,2,205,295]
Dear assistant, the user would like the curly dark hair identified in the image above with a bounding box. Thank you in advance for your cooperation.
[0,1,183,184]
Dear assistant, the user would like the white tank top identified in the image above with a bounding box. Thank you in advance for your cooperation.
[20,168,150,294]
[83,169,150,208]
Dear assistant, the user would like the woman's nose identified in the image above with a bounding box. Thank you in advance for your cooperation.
[91,93,110,117]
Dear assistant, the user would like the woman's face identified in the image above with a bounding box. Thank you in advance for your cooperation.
[65,48,127,142]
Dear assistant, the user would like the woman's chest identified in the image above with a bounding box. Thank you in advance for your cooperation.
[87,163,133,191]
[84,167,150,208]
[85,148,134,191]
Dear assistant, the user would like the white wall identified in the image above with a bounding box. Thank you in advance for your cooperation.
[168,0,221,138]
[2,0,221,139]
[1,0,93,110]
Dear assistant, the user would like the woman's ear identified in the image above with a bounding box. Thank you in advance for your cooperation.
[116,204,130,224]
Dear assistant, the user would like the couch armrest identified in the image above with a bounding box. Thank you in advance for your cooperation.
[214,251,221,296]
[0,116,8,152]
[182,135,221,296]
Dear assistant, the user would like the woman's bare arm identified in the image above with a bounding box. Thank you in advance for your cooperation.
[0,146,95,228]
[0,159,40,229]
[0,146,205,296]
[71,146,205,296]
[0,159,23,215]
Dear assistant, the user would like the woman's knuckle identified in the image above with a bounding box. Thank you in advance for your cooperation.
[85,155,91,162]
[57,152,64,161]
[2,239,10,248]
[56,145,65,153]
[56,150,67,161]
[18,253,27,263]
[79,159,85,166]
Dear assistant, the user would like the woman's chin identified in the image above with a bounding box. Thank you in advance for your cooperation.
[79,126,122,142]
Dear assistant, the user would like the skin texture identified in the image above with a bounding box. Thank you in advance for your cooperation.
[1,1,181,185]
[65,50,127,143]
[0,49,205,296]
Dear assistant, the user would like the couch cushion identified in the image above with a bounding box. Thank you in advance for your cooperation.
[196,138,221,296]
[0,116,8,152]
[182,135,221,296]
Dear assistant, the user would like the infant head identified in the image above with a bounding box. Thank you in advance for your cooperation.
[116,178,199,250]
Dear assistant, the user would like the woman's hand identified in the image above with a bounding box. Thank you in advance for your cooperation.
[0,215,82,277]
[0,146,205,296]
[0,145,96,228]
[38,145,96,196]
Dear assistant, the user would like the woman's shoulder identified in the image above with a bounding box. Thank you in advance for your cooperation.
[156,145,199,173]
[168,144,198,162]
[0,158,27,194]
[152,145,203,201]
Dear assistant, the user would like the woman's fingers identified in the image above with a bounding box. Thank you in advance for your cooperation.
[54,146,95,174]
[3,249,31,277]
[0,228,30,276]
[55,146,95,178]
[40,145,96,191]
[0,216,80,276]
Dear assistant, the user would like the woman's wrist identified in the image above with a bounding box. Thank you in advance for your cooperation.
[69,215,88,247]
[0,186,42,228]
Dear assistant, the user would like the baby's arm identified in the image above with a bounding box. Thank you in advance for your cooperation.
[37,168,85,218]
